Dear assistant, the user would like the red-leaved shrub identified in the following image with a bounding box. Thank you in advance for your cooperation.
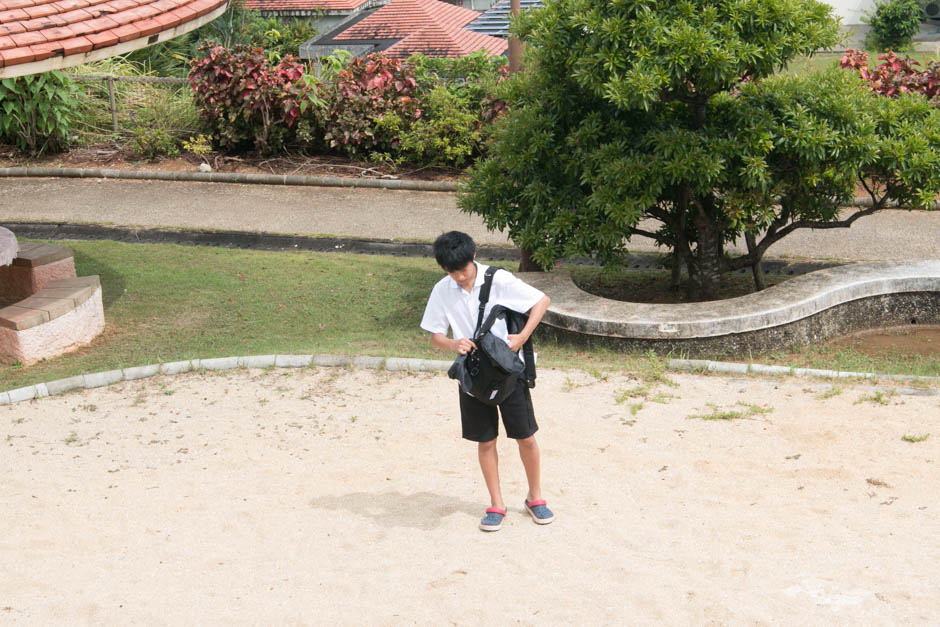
[189,43,313,153]
[318,54,420,155]
[841,49,940,100]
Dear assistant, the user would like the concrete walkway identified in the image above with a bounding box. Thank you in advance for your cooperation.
[2,176,939,262]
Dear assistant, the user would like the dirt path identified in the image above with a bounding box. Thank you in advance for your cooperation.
[2,367,937,624]
[3,177,940,261]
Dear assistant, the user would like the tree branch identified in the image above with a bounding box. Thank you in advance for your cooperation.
[628,227,668,244]
[754,205,884,257]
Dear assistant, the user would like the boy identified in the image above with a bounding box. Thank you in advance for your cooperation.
[421,231,554,531]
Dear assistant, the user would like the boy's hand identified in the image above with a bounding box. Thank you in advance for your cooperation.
[455,338,477,355]
[506,334,527,353]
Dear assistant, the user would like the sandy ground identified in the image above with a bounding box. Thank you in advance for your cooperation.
[1,366,939,625]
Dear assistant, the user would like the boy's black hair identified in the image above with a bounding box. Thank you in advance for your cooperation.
[433,231,476,272]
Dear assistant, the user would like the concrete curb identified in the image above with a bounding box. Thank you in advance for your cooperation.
[0,166,459,192]
[0,220,524,263]
[668,359,940,385]
[2,353,936,405]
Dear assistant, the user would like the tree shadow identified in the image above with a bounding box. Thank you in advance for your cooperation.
[309,490,480,531]
[71,247,126,308]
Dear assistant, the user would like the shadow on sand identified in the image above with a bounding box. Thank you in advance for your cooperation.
[309,491,480,531]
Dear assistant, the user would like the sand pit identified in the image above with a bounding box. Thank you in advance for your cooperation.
[1,366,938,624]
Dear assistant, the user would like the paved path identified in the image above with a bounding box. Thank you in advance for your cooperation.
[2,177,939,261]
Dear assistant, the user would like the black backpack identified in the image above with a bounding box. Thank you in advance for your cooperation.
[447,267,537,406]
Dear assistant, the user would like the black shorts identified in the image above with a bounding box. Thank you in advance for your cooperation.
[458,377,538,442]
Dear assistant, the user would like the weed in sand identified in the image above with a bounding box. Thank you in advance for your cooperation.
[854,390,895,406]
[902,433,930,443]
[629,403,643,416]
[649,392,680,404]
[636,350,679,388]
[815,386,844,400]
[688,401,773,421]
[63,431,79,445]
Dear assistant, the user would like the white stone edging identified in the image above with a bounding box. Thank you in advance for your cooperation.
[668,359,940,384]
[1,353,937,405]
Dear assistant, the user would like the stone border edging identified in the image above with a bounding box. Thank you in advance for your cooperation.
[2,353,936,405]
[0,167,459,192]
[520,260,940,354]
[668,358,939,386]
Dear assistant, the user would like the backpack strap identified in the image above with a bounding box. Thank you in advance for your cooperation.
[472,266,499,339]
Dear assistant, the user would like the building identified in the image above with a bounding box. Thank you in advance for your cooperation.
[300,0,507,60]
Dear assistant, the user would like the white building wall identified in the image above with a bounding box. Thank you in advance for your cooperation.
[826,0,877,25]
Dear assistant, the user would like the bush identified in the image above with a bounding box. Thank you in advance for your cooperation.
[0,71,79,155]
[132,127,180,160]
[865,0,922,51]
[318,54,419,155]
[189,43,316,153]
[244,16,317,62]
[379,86,482,166]
[841,49,940,98]
[409,52,507,103]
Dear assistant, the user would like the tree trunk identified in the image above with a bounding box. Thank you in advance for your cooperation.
[670,251,682,290]
[745,232,766,291]
[687,211,723,300]
[518,247,542,272]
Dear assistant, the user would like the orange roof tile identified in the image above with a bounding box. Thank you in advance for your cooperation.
[383,23,505,58]
[0,0,228,76]
[311,0,505,60]
[335,0,480,40]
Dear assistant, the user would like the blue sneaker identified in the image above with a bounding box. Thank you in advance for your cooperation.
[479,507,506,531]
[524,499,554,525]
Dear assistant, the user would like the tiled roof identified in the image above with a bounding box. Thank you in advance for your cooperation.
[309,0,505,58]
[383,21,505,58]
[242,0,369,11]
[465,0,542,38]
[0,0,228,77]
[335,0,479,40]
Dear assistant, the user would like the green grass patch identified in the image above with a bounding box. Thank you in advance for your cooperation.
[1,239,937,390]
[759,343,940,379]
[902,433,930,443]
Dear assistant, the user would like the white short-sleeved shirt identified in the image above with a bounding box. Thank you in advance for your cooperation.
[420,262,545,344]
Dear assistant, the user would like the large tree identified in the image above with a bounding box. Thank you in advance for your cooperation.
[458,0,940,299]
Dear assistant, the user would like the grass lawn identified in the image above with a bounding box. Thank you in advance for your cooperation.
[1,239,937,391]
[782,51,940,77]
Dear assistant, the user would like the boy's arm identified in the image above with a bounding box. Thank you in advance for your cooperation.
[431,333,477,355]
[506,294,551,353]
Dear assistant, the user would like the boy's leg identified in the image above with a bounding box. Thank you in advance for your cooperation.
[459,388,504,511]
[478,438,505,510]
[500,380,554,523]
[516,435,541,502]
[499,379,540,499]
